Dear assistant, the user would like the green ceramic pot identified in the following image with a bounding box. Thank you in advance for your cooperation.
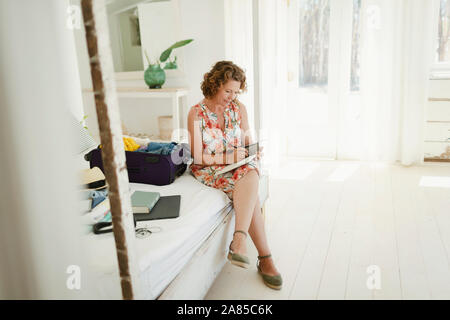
[144,64,166,89]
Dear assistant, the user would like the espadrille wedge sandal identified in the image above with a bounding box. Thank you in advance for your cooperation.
[257,254,282,290]
[227,230,250,269]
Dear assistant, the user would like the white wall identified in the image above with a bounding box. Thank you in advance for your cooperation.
[118,10,144,71]
[72,0,93,91]
[138,1,182,66]
[0,0,94,299]
[108,13,124,72]
[178,0,227,114]
[75,0,226,141]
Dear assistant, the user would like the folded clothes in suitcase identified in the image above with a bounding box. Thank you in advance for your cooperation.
[84,143,189,186]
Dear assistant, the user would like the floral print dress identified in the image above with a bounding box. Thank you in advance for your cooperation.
[189,101,259,200]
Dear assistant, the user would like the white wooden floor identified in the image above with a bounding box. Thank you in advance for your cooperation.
[205,159,450,300]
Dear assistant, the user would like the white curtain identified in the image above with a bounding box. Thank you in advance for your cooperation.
[257,0,288,173]
[224,0,288,173]
[224,0,255,129]
[358,0,437,165]
[226,0,437,167]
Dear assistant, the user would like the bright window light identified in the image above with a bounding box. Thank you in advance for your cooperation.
[419,176,450,188]
[271,162,321,180]
[327,163,360,182]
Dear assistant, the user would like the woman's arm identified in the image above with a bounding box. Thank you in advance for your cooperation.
[235,100,254,146]
[187,106,247,166]
[235,100,264,160]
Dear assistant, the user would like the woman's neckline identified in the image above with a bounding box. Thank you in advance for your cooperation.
[201,99,230,115]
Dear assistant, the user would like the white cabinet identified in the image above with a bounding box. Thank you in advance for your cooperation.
[424,79,450,161]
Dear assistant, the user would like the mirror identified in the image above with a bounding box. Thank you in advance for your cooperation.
[106,0,184,78]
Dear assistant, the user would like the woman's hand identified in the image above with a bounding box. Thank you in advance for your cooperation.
[256,146,264,160]
[234,147,248,162]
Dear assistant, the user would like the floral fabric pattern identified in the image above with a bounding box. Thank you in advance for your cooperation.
[190,101,259,199]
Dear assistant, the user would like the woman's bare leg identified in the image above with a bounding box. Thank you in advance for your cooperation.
[231,170,259,256]
[248,197,280,276]
[247,196,270,255]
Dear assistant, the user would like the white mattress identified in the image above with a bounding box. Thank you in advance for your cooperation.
[82,170,232,299]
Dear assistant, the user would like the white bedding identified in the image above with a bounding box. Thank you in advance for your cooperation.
[82,170,232,299]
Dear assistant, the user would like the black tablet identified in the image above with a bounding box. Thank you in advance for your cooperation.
[134,195,181,221]
[244,142,259,157]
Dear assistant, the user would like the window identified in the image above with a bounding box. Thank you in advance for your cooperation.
[298,0,330,90]
[350,0,361,92]
[432,0,450,78]
[297,0,362,91]
[436,0,450,63]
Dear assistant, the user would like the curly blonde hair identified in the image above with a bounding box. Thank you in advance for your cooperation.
[201,61,247,99]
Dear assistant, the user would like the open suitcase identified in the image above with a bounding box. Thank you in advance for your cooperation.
[84,144,188,186]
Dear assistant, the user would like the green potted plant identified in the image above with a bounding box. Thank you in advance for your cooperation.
[144,39,193,89]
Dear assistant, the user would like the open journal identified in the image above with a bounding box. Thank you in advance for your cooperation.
[215,154,257,175]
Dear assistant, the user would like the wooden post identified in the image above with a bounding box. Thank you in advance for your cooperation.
[81,0,140,299]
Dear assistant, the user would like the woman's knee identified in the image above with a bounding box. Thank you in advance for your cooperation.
[233,171,259,202]
[235,169,259,189]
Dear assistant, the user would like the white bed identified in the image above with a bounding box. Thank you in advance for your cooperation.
[83,170,232,299]
[82,169,269,300]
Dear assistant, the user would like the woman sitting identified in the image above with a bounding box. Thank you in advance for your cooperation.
[187,61,282,290]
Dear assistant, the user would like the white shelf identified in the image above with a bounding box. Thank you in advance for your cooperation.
[113,87,188,99]
[83,87,189,142]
